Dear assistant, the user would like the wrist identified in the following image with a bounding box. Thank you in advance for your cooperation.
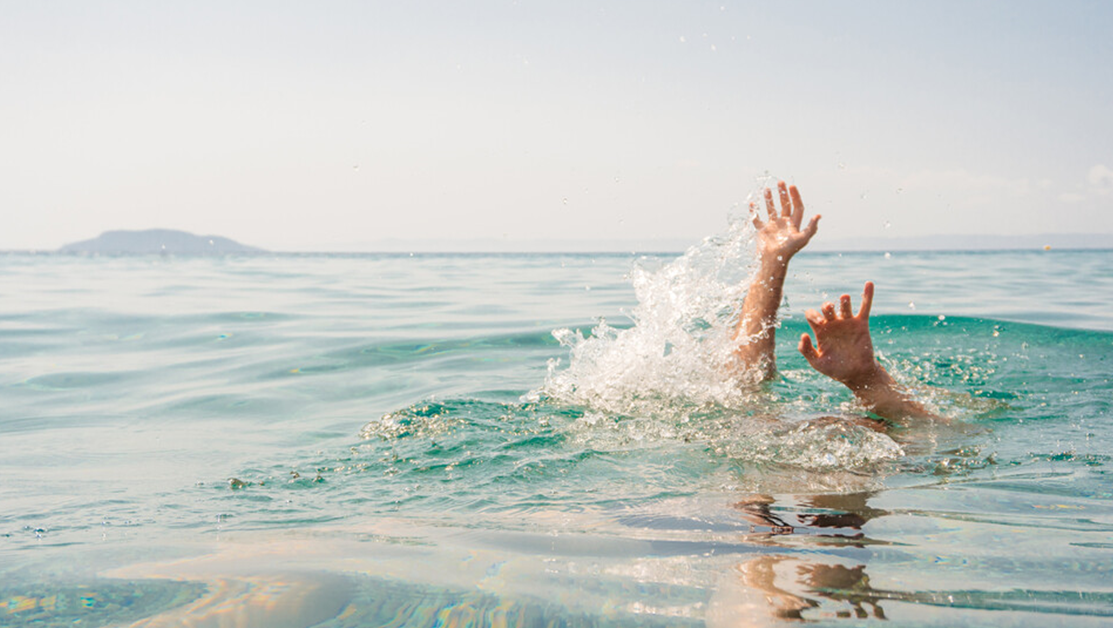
[756,249,792,268]
[758,254,789,277]
[841,362,895,393]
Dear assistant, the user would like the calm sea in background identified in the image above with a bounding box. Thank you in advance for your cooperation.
[2,246,1112,626]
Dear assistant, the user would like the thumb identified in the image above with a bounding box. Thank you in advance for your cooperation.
[798,333,819,365]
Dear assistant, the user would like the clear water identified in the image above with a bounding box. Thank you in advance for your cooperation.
[2,244,1112,626]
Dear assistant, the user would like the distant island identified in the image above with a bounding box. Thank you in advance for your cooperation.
[59,229,264,255]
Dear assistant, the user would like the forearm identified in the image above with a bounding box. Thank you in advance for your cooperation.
[842,365,938,422]
[734,257,788,378]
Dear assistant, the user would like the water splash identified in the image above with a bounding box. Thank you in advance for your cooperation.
[539,186,769,417]
[534,181,908,473]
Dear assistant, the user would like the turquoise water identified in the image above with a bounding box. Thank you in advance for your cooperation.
[2,245,1112,626]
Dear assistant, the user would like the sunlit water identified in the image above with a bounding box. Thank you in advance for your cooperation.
[2,242,1112,626]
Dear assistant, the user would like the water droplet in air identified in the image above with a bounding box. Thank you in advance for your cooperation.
[896,187,904,194]
[860,193,868,200]
[992,329,1000,337]
[562,197,568,205]
[884,252,892,259]
[884,221,891,228]
[938,315,946,321]
[908,301,916,310]
[353,164,360,170]
[678,36,686,43]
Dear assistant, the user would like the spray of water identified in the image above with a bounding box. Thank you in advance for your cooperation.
[540,190,764,416]
[536,179,905,473]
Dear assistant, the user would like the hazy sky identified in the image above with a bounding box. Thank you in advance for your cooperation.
[3,0,1111,251]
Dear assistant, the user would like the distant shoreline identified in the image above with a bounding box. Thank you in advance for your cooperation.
[10,228,1113,256]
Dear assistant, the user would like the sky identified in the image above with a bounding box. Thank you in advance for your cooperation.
[2,0,1111,251]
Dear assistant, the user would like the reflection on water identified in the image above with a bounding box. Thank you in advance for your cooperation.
[714,491,1113,625]
[4,252,1113,626]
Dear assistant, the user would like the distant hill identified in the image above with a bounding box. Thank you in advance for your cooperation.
[59,229,264,255]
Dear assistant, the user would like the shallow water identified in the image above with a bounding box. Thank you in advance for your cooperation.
[2,247,1112,626]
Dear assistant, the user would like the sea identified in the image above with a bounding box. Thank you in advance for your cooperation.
[2,226,1112,625]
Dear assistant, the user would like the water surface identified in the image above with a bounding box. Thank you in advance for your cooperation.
[1,248,1111,626]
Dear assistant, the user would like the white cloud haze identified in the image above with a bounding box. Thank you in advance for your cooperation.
[2,1,1111,251]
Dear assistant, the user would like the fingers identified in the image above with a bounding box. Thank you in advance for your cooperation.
[839,294,853,318]
[778,181,791,218]
[764,188,776,221]
[821,302,837,321]
[858,281,874,319]
[789,184,804,228]
[798,333,819,364]
[804,309,824,333]
[749,201,764,230]
[802,214,821,240]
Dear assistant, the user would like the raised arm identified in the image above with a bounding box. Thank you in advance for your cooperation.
[798,282,940,422]
[734,181,820,380]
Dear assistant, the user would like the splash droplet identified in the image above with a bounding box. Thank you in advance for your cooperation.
[908,301,916,310]
[884,252,892,259]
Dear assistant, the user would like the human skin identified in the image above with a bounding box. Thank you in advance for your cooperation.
[799,282,938,421]
[733,181,820,380]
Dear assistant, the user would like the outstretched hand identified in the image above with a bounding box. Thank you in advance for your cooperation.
[798,282,882,388]
[751,181,821,265]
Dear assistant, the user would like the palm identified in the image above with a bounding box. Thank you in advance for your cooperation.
[757,216,815,259]
[799,283,879,386]
[751,183,820,262]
